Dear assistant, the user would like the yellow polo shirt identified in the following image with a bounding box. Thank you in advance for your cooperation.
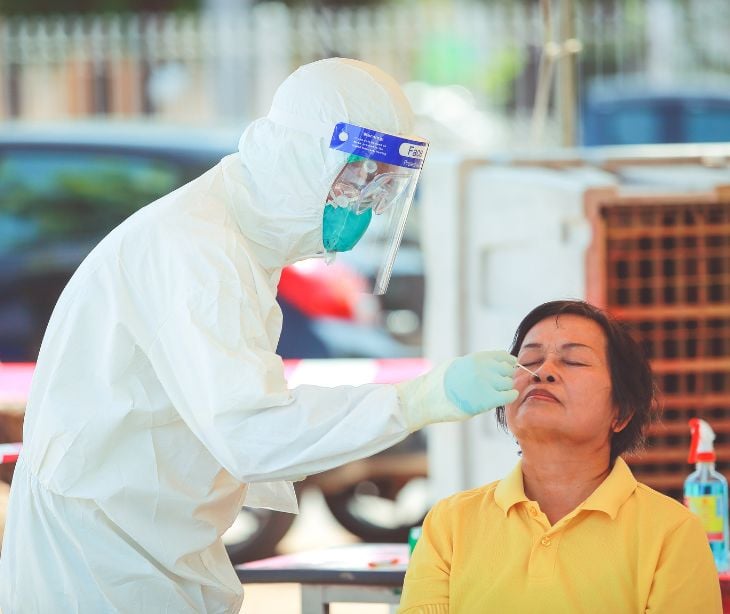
[399,458,721,613]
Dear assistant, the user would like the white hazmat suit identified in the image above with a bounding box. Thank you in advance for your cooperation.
[0,58,517,613]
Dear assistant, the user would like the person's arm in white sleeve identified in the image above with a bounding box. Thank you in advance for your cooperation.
[146,279,517,483]
[144,279,405,482]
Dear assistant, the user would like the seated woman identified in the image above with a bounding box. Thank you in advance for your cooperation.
[399,299,721,613]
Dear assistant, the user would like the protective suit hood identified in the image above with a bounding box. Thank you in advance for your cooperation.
[236,57,415,270]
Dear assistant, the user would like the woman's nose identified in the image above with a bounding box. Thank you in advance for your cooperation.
[532,361,556,383]
[532,372,556,383]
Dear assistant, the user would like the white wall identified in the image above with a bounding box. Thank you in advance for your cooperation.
[420,153,616,499]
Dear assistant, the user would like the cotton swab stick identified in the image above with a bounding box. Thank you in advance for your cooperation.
[516,362,539,378]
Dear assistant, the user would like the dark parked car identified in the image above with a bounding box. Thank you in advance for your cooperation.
[0,121,410,363]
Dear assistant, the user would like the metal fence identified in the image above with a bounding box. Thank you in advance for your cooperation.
[0,0,728,143]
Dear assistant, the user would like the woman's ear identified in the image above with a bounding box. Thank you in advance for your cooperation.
[612,410,634,433]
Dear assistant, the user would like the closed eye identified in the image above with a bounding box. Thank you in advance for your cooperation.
[521,360,542,367]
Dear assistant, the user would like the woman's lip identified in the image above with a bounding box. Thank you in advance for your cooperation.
[525,389,558,402]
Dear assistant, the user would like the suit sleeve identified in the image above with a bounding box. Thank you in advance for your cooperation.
[146,279,411,483]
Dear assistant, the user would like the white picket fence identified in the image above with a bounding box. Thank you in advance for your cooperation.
[0,0,728,134]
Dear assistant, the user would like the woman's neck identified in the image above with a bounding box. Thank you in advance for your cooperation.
[520,447,612,525]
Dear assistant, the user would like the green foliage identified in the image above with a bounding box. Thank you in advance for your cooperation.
[413,28,527,106]
[0,0,198,16]
[483,47,526,106]
[415,32,479,86]
[0,160,176,250]
[276,0,386,5]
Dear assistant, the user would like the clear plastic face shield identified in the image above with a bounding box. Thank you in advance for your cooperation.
[325,122,429,295]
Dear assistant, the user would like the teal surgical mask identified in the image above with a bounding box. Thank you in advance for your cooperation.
[322,203,372,252]
[321,153,403,253]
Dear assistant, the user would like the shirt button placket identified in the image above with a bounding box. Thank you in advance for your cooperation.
[528,531,559,581]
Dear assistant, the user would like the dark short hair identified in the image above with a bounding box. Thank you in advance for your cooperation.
[496,300,659,462]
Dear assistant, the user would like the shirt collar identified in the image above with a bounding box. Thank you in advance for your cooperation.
[494,457,637,519]
[494,460,529,515]
[580,457,637,519]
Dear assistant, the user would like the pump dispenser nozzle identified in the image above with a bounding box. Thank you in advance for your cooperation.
[688,418,716,464]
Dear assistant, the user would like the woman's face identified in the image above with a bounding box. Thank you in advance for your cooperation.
[506,314,618,452]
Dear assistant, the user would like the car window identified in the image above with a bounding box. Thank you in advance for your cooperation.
[602,106,664,145]
[0,147,191,361]
[0,149,184,255]
[583,94,730,146]
[684,105,730,142]
[0,143,403,363]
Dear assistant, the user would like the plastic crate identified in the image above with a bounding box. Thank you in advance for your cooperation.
[588,190,730,499]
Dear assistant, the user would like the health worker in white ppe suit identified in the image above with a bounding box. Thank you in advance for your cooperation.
[0,58,518,614]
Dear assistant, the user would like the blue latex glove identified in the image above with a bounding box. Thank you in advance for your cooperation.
[395,350,518,431]
[444,350,518,414]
